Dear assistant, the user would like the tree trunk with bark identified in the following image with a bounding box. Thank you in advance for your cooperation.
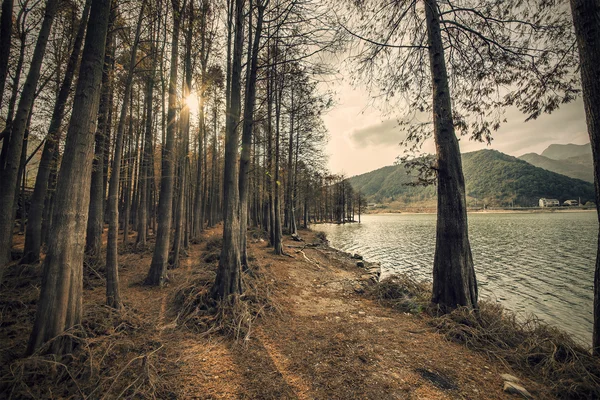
[570,0,600,356]
[171,3,193,269]
[0,0,60,273]
[0,22,26,169]
[137,65,155,247]
[273,69,284,255]
[22,0,91,264]
[0,0,14,110]
[106,1,144,308]
[239,0,265,267]
[27,0,111,355]
[424,0,478,311]
[211,0,244,300]
[146,0,182,286]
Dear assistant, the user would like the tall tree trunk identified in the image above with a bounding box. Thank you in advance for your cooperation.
[0,0,14,110]
[22,0,92,264]
[424,0,477,311]
[570,0,600,356]
[288,87,298,236]
[86,5,112,251]
[193,2,209,239]
[27,0,111,355]
[266,53,275,245]
[146,0,183,286]
[239,0,265,267]
[137,63,155,246]
[85,29,114,259]
[171,3,193,269]
[193,103,205,236]
[211,0,244,300]
[121,94,135,246]
[208,99,218,227]
[0,25,25,169]
[102,78,114,224]
[284,88,293,232]
[0,0,60,273]
[273,69,283,255]
[106,1,144,308]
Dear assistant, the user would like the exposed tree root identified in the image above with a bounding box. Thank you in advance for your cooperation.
[172,263,279,342]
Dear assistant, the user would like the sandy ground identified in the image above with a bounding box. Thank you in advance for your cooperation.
[0,227,552,399]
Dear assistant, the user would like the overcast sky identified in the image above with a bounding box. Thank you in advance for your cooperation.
[322,79,589,178]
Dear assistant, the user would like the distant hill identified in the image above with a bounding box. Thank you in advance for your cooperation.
[349,149,595,207]
[518,152,593,183]
[540,143,591,160]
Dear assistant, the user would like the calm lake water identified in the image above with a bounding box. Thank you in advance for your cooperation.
[316,212,598,346]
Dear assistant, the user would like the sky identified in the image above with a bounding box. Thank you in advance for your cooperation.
[322,80,589,178]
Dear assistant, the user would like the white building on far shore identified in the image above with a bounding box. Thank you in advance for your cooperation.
[539,198,560,207]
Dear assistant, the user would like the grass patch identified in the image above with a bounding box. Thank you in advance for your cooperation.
[432,302,600,399]
[368,274,430,314]
[314,231,328,243]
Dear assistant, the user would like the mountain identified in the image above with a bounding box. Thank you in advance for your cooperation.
[540,143,591,160]
[349,149,595,207]
[518,152,593,183]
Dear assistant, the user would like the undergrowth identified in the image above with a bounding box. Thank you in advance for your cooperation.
[370,275,600,399]
[172,263,279,341]
[0,304,176,399]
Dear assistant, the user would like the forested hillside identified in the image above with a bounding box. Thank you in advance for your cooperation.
[350,149,595,207]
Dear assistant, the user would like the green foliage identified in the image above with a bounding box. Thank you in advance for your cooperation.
[349,149,595,207]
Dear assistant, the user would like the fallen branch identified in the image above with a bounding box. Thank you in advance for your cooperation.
[298,250,320,268]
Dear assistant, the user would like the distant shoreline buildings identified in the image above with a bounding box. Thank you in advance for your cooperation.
[539,198,581,207]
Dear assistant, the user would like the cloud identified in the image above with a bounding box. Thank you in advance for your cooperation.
[458,100,589,156]
[348,119,404,147]
[322,65,588,176]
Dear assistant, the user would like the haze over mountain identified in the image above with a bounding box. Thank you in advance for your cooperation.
[349,149,595,207]
[518,143,593,183]
[540,143,592,160]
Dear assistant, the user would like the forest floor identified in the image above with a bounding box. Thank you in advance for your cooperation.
[0,226,555,399]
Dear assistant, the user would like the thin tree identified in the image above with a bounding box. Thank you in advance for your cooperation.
[137,10,158,247]
[145,0,185,286]
[27,0,112,355]
[106,0,146,309]
[85,18,115,259]
[171,0,193,270]
[0,0,14,110]
[22,0,92,264]
[239,0,267,267]
[0,0,61,274]
[211,0,244,299]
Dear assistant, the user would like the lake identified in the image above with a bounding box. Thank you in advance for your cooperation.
[315,211,598,346]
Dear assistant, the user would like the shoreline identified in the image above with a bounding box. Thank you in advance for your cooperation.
[309,227,599,398]
[1,227,598,398]
[364,208,597,215]
[312,219,595,345]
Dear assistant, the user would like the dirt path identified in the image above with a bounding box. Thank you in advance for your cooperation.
[1,227,551,399]
[154,228,548,399]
